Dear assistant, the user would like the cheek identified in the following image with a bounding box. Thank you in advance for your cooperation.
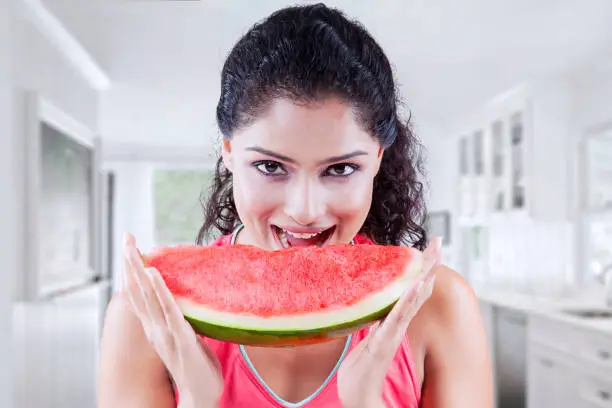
[327,175,374,224]
[232,167,281,220]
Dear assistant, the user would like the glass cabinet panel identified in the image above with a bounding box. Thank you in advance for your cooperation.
[491,120,505,211]
[510,113,525,209]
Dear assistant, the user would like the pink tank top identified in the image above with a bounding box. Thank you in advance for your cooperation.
[175,230,422,408]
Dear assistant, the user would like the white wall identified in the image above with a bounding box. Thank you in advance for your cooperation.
[1,1,16,406]
[572,65,612,132]
[100,82,219,149]
[8,6,101,407]
[422,126,459,269]
[12,13,99,132]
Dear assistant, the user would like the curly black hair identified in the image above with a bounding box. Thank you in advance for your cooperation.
[197,3,428,250]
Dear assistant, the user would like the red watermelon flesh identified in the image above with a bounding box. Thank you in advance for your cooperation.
[142,243,424,346]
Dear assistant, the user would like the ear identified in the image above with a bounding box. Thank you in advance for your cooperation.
[375,147,384,172]
[221,139,233,172]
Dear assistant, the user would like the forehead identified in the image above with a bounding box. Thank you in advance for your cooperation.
[230,98,379,158]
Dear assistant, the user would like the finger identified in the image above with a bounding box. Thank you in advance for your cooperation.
[374,237,438,331]
[372,264,439,349]
[368,280,422,355]
[422,237,442,272]
[123,249,147,319]
[419,261,438,288]
[124,234,165,326]
[147,267,189,335]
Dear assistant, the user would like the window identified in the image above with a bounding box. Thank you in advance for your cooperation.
[153,169,218,246]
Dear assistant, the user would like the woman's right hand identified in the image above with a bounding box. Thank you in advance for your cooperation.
[122,233,223,408]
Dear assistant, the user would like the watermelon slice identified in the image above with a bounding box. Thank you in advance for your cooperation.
[142,243,424,346]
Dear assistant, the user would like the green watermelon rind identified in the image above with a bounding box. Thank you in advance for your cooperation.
[184,299,396,347]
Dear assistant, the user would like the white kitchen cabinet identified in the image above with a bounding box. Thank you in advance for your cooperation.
[527,343,578,408]
[527,314,612,408]
[455,77,573,223]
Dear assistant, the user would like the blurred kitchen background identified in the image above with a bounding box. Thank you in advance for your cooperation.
[1,0,612,407]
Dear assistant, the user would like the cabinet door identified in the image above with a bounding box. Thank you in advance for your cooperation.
[495,309,527,408]
[479,302,498,408]
[527,346,578,408]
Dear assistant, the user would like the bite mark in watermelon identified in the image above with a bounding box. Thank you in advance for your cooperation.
[143,243,424,346]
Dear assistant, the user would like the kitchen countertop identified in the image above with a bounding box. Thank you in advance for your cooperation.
[475,286,612,336]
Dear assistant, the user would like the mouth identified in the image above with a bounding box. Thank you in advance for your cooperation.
[271,225,336,249]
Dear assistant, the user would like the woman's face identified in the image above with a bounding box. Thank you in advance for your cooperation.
[222,98,383,251]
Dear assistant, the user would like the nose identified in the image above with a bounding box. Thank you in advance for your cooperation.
[284,175,326,226]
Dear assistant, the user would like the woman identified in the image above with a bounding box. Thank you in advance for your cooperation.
[98,4,492,408]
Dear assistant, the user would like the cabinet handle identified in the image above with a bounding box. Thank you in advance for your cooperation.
[597,350,611,360]
[597,390,611,401]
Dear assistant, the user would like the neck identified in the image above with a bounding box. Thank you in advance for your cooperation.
[243,336,350,369]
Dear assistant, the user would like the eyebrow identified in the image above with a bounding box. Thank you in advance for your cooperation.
[245,147,369,165]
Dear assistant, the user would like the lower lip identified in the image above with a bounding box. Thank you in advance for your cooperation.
[271,226,335,249]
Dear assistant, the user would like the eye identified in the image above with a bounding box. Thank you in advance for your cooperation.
[324,164,358,177]
[254,160,287,176]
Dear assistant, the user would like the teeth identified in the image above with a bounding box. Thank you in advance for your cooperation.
[284,230,321,239]
[279,230,290,248]
[275,227,330,248]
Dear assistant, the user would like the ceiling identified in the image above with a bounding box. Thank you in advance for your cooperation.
[40,0,612,144]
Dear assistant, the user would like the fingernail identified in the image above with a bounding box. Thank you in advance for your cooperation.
[123,232,135,248]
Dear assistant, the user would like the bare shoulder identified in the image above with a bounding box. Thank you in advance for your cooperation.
[409,265,493,407]
[99,291,163,369]
[423,265,480,326]
[101,290,150,348]
[98,291,174,408]
[408,264,487,371]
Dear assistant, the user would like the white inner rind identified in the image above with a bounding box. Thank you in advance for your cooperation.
[176,252,424,331]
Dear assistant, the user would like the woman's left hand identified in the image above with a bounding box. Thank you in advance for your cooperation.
[337,238,441,408]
